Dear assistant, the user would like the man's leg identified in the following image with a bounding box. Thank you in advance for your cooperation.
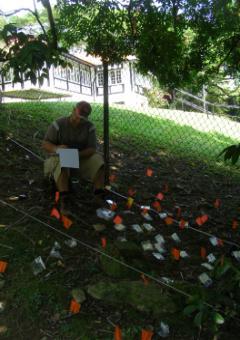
[93,165,105,191]
[56,168,70,192]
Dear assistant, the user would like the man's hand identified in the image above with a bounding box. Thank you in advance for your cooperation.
[42,141,68,154]
[56,144,68,150]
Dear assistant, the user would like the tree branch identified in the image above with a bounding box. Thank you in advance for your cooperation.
[40,0,58,49]
[0,7,48,39]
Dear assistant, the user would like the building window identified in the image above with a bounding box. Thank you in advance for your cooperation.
[4,70,12,82]
[110,70,116,84]
[68,63,80,83]
[116,69,122,83]
[80,64,91,86]
[97,72,103,86]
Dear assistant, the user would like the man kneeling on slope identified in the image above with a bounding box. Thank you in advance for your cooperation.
[42,101,105,215]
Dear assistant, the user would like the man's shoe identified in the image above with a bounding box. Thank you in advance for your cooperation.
[59,193,74,216]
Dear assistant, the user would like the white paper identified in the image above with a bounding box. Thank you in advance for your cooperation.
[57,148,79,168]
[171,233,181,243]
[132,224,143,233]
[207,253,216,263]
[232,250,240,261]
[142,223,155,231]
[180,250,189,258]
[198,272,212,287]
[209,236,218,246]
[152,252,165,260]
[141,240,153,251]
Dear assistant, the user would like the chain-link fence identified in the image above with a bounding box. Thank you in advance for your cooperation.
[1,56,240,171]
[91,65,240,169]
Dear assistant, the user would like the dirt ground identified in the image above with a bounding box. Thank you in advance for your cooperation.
[1,132,240,340]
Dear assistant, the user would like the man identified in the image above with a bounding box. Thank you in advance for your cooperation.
[42,101,105,215]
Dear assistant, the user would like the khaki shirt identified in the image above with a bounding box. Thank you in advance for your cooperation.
[43,116,97,151]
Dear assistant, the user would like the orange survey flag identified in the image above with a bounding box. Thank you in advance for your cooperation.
[50,207,61,220]
[0,261,8,273]
[213,199,221,208]
[101,237,107,248]
[113,215,122,225]
[61,215,73,229]
[114,325,122,340]
[156,192,164,201]
[55,191,60,203]
[171,248,180,260]
[141,329,153,340]
[164,216,174,225]
[152,200,161,212]
[110,202,118,211]
[70,299,81,314]
[196,214,208,226]
[200,247,206,259]
[141,273,149,286]
[146,167,153,177]
[179,219,187,229]
[232,220,238,230]
[217,238,224,247]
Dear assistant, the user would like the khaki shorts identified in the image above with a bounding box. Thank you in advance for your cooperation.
[44,153,104,183]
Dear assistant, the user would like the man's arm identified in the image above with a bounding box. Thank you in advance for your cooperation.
[42,141,67,154]
[79,147,96,159]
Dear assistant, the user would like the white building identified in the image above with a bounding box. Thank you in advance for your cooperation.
[0,48,152,107]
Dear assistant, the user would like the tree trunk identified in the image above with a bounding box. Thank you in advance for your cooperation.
[103,60,109,185]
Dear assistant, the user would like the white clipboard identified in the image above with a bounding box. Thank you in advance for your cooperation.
[57,148,79,168]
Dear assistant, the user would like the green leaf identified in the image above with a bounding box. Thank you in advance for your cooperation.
[194,311,203,327]
[183,305,198,316]
[213,312,224,325]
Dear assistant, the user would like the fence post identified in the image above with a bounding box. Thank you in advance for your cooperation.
[202,85,206,113]
[103,60,110,185]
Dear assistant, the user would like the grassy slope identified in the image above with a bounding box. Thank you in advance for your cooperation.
[0,101,238,172]
[2,89,70,100]
[0,101,239,338]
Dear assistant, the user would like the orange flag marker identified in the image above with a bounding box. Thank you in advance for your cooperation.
[232,220,238,230]
[70,299,81,314]
[113,215,122,225]
[200,247,206,259]
[126,197,134,209]
[171,248,180,260]
[114,325,122,340]
[146,167,153,177]
[179,219,187,229]
[0,261,8,273]
[213,199,221,208]
[152,200,161,212]
[101,237,107,248]
[50,207,61,220]
[196,214,208,226]
[110,202,118,211]
[55,191,60,203]
[164,216,174,225]
[61,215,73,229]
[141,329,154,340]
[156,192,164,201]
[141,273,149,286]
